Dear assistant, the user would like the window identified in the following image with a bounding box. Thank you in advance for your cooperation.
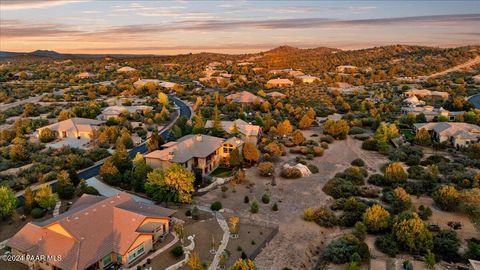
[103,254,112,266]
[127,243,145,263]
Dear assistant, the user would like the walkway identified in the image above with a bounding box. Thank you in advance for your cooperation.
[52,201,61,216]
[192,205,231,270]
[86,177,153,205]
[125,233,179,270]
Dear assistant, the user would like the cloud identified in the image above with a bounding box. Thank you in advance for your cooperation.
[0,0,88,10]
[0,19,81,38]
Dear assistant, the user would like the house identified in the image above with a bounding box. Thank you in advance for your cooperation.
[269,68,304,77]
[204,119,261,145]
[296,75,319,83]
[76,72,95,79]
[7,192,176,270]
[133,79,177,89]
[99,105,153,120]
[145,134,243,176]
[13,71,33,79]
[404,89,449,100]
[36,118,104,140]
[414,122,480,148]
[117,66,137,73]
[266,91,287,99]
[402,96,425,107]
[266,78,294,88]
[402,106,464,122]
[199,76,230,86]
[336,65,357,73]
[226,91,264,104]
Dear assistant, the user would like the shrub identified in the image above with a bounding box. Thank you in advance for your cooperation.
[185,209,192,216]
[258,162,274,176]
[418,205,432,220]
[191,206,199,220]
[324,235,365,264]
[351,158,365,167]
[433,229,460,262]
[171,245,184,258]
[210,201,222,211]
[349,127,365,135]
[320,135,334,144]
[384,162,408,183]
[375,234,399,257]
[307,164,319,174]
[393,212,433,254]
[39,128,57,143]
[303,206,337,227]
[361,138,378,151]
[363,204,390,233]
[432,185,460,211]
[31,208,45,219]
[367,174,387,186]
[250,201,259,213]
[352,222,367,241]
[272,203,278,211]
[323,178,359,198]
[281,167,302,179]
[244,196,249,204]
[312,146,324,156]
[261,193,270,204]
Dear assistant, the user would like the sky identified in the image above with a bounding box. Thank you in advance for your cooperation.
[0,0,479,55]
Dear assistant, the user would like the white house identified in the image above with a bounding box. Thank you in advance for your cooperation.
[99,105,153,120]
[36,118,104,140]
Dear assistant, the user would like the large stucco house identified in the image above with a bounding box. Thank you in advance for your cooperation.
[99,105,153,120]
[226,91,264,105]
[145,134,243,176]
[7,192,176,270]
[414,122,480,148]
[204,119,261,145]
[404,89,450,100]
[36,118,104,140]
[266,78,294,88]
[401,106,464,122]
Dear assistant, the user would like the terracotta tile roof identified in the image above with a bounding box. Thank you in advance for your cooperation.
[7,192,175,270]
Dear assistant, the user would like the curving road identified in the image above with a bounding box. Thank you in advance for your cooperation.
[468,94,480,109]
[77,95,192,180]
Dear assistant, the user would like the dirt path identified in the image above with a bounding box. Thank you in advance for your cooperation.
[424,55,480,78]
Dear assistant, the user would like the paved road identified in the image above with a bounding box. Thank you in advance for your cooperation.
[86,177,153,204]
[468,94,480,109]
[77,95,192,180]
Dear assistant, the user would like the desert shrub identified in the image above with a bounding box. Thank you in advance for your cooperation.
[171,245,184,258]
[307,164,319,174]
[407,165,427,180]
[433,229,460,262]
[418,205,432,220]
[210,201,222,211]
[303,207,337,227]
[465,238,480,260]
[361,138,378,151]
[344,166,367,185]
[384,162,408,184]
[244,196,249,204]
[352,222,367,241]
[281,167,302,179]
[320,142,329,149]
[393,212,433,254]
[432,185,460,211]
[375,234,399,257]
[349,127,365,135]
[351,158,365,167]
[420,155,449,166]
[250,201,259,213]
[324,235,368,264]
[272,203,278,211]
[312,146,324,156]
[320,135,334,144]
[323,178,359,199]
[31,207,45,219]
[258,162,274,176]
[363,204,391,233]
[367,174,387,186]
[261,193,270,204]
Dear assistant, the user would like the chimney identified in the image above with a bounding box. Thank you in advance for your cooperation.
[196,134,203,142]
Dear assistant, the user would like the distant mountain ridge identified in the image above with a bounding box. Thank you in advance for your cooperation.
[0,50,157,59]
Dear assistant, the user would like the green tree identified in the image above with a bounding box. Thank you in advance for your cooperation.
[243,142,260,164]
[34,185,58,210]
[132,158,152,192]
[145,164,195,204]
[147,128,162,151]
[229,147,243,168]
[424,250,436,269]
[211,106,225,137]
[192,112,205,134]
[99,159,121,186]
[323,119,349,139]
[56,170,75,199]
[23,186,34,214]
[414,128,431,145]
[111,143,132,173]
[276,119,293,137]
[0,186,16,219]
